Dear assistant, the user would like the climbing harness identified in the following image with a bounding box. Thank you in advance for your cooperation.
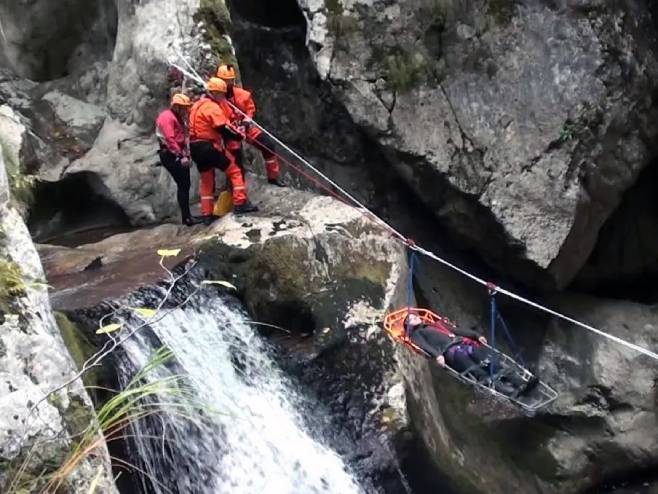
[168,55,658,364]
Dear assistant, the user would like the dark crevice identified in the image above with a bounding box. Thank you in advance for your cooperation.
[573,160,658,303]
[28,172,131,245]
[227,0,305,28]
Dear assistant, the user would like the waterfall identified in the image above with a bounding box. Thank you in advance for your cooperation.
[115,292,364,494]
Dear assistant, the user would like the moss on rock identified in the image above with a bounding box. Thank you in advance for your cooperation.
[0,134,36,208]
[0,259,26,315]
[194,0,238,68]
[54,312,103,392]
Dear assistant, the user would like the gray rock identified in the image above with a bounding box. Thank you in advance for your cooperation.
[297,0,658,289]
[0,152,117,493]
[0,0,205,225]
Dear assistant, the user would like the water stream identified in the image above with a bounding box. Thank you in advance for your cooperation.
[115,293,364,494]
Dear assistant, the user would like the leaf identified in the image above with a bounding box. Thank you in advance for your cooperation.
[157,248,181,258]
[133,307,157,318]
[96,323,122,335]
[202,280,237,290]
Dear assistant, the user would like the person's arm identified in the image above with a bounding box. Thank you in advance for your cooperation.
[413,330,441,359]
[218,125,243,141]
[453,326,487,344]
[210,106,244,141]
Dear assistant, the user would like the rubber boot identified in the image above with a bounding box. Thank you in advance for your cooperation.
[234,201,259,215]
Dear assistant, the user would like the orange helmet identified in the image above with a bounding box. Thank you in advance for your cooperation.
[170,93,192,107]
[207,77,227,93]
[216,64,237,81]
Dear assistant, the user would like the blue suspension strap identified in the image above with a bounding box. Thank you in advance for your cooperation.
[497,311,526,368]
[407,249,417,309]
[487,282,527,375]
[488,284,497,380]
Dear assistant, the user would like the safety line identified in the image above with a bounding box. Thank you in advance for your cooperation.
[168,57,658,362]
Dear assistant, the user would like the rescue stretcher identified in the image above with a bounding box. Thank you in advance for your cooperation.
[383,308,558,414]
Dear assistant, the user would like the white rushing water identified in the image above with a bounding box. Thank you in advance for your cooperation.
[119,294,363,494]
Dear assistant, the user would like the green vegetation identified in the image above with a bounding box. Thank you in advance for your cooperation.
[385,49,432,92]
[5,347,208,494]
[0,135,36,207]
[0,259,25,302]
[194,0,237,67]
[559,122,577,142]
[55,312,104,392]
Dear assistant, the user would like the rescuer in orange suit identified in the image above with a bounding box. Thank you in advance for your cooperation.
[189,77,258,223]
[216,64,285,187]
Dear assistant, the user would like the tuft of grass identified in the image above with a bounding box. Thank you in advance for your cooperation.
[559,122,577,142]
[6,347,209,494]
[385,50,431,92]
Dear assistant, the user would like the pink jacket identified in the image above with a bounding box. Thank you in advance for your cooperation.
[156,108,188,157]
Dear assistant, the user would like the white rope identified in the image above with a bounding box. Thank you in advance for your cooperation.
[168,54,658,362]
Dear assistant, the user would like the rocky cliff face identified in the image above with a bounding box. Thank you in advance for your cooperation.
[0,138,116,492]
[3,1,658,493]
[296,0,658,290]
[0,0,222,236]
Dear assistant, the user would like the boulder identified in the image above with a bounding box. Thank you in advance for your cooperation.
[0,0,218,226]
[296,0,658,289]
[0,149,117,492]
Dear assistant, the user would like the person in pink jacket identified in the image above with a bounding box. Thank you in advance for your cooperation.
[156,94,199,226]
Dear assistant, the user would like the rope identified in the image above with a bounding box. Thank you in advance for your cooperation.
[167,56,658,363]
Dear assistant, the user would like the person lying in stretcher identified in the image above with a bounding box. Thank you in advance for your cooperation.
[404,313,538,397]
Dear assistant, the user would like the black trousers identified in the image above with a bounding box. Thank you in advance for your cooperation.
[159,150,191,221]
[446,345,491,380]
[447,344,525,390]
[189,141,230,172]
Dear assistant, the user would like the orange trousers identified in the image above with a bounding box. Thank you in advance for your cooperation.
[199,160,247,216]
[227,131,281,180]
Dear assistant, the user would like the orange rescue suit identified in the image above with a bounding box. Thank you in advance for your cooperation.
[189,97,229,149]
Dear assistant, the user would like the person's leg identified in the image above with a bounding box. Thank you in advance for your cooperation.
[447,348,489,381]
[249,132,282,183]
[160,151,192,223]
[191,142,220,219]
[466,345,519,395]
[199,168,215,217]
